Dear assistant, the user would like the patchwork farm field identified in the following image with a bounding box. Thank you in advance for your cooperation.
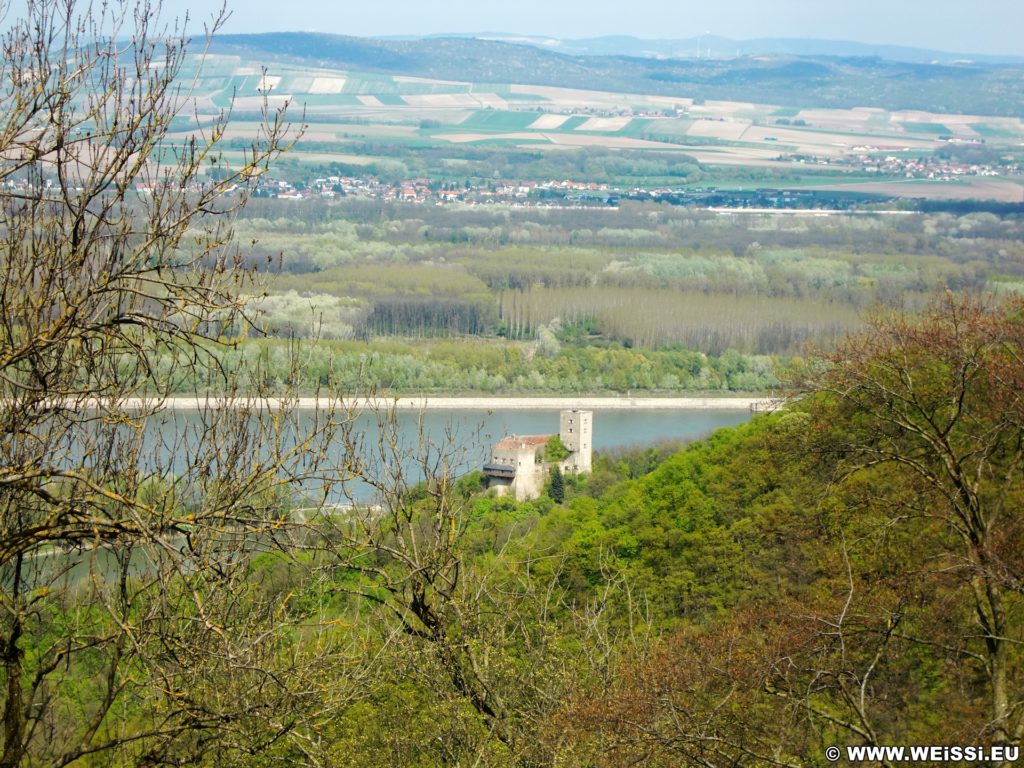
[174,50,1024,200]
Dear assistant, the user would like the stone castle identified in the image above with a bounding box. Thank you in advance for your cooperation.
[483,410,593,501]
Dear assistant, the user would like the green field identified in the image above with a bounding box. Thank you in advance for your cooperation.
[902,122,951,134]
[457,110,545,131]
[971,122,1024,138]
[557,116,589,131]
[174,51,1022,200]
[618,118,694,138]
[375,94,410,106]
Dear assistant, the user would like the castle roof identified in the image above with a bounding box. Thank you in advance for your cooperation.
[493,434,550,451]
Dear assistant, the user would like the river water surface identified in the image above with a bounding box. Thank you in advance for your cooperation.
[137,405,753,501]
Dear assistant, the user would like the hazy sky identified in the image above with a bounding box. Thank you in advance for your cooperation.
[145,0,1024,55]
[10,0,1024,56]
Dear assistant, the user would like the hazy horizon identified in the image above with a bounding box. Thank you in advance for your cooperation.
[148,0,1024,57]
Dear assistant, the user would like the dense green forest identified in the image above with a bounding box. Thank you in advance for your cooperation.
[197,338,784,393]
[220,296,1024,764]
[19,295,1024,765]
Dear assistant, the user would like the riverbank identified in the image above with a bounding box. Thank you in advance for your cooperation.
[115,395,784,411]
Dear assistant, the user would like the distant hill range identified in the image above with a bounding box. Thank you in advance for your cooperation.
[459,34,1024,66]
[208,32,1024,116]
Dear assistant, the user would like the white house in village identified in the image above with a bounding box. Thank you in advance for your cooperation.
[483,410,593,501]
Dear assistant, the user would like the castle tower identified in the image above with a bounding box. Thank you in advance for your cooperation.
[559,409,593,473]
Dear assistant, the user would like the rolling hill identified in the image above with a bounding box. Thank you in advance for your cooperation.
[208,32,1024,116]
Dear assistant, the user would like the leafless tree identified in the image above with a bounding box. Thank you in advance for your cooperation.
[0,1,367,764]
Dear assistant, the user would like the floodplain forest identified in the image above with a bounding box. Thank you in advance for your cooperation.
[203,201,1024,396]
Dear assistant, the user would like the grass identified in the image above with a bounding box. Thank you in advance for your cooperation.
[558,116,589,131]
[209,91,236,109]
[970,123,1023,138]
[459,110,544,131]
[374,95,409,106]
[902,122,951,135]
[615,119,652,137]
[619,118,694,139]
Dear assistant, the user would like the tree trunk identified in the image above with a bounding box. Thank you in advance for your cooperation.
[1,554,24,768]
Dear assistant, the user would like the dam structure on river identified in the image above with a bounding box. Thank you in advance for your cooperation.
[483,410,593,501]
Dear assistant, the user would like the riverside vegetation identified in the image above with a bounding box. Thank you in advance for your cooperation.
[187,198,1024,395]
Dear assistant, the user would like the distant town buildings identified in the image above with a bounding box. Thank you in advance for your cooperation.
[242,174,616,206]
[5,153,1017,209]
[164,152,1014,209]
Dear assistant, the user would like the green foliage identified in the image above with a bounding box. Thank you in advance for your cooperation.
[544,434,570,462]
[39,295,1024,762]
[183,337,788,394]
[224,202,1024,366]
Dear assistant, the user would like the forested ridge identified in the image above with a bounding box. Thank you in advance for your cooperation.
[277,294,1022,765]
[8,294,1023,765]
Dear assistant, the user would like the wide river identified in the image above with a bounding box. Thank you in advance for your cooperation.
[32,406,755,582]
[290,407,750,501]
[379,407,751,453]
[134,405,753,502]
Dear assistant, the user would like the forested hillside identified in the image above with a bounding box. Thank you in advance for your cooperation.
[262,294,1022,765]
[13,281,1023,764]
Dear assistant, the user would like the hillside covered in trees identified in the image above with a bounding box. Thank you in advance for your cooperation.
[230,295,1024,765]
[10,294,1023,765]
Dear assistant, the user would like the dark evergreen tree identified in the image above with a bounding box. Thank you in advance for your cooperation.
[548,465,565,504]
